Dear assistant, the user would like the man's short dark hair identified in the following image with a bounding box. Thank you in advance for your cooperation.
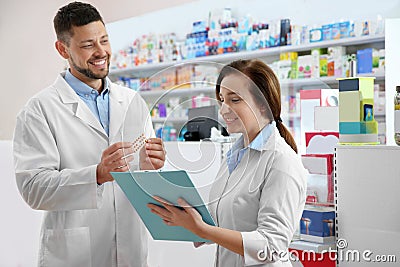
[54,1,104,44]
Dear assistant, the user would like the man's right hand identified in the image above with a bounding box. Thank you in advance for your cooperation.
[96,142,134,185]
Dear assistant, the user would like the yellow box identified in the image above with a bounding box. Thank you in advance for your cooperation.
[339,91,361,122]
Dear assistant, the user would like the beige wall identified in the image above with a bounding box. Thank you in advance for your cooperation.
[0,0,194,140]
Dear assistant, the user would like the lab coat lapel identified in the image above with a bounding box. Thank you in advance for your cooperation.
[54,73,108,140]
[108,83,126,142]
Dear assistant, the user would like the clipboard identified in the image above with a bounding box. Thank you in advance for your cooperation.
[111,170,215,242]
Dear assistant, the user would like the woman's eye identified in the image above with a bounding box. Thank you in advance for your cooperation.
[231,98,241,103]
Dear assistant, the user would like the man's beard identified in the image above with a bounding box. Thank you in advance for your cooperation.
[70,57,110,79]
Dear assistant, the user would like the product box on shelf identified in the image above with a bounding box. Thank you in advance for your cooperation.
[280,19,291,46]
[305,132,339,155]
[280,52,298,79]
[297,55,312,79]
[305,173,334,204]
[322,24,332,41]
[301,154,333,175]
[300,89,339,147]
[327,56,334,77]
[302,154,334,205]
[319,55,328,77]
[328,46,346,77]
[309,27,323,43]
[277,60,292,80]
[331,23,341,40]
[300,207,335,243]
[357,48,373,74]
[310,48,326,78]
[339,21,351,38]
[314,106,339,132]
[338,77,378,144]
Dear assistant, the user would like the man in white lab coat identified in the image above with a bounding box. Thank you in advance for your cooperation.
[13,2,165,266]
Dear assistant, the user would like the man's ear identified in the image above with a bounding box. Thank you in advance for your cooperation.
[55,40,69,59]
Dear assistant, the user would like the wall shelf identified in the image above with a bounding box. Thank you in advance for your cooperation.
[109,34,385,77]
[136,72,385,98]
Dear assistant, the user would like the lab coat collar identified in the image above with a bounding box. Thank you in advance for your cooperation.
[108,81,126,142]
[54,72,108,140]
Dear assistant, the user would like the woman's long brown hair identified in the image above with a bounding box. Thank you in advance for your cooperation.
[216,59,298,153]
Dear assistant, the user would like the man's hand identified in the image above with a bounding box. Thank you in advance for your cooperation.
[96,142,134,185]
[139,138,165,170]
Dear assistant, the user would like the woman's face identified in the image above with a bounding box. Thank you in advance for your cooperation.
[219,74,269,144]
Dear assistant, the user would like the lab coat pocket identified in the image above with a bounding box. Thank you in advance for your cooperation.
[42,227,92,267]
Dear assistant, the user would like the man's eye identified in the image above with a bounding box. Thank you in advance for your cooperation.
[101,40,109,44]
[82,45,93,48]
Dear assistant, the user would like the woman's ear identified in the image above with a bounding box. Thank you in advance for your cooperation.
[55,40,69,59]
[260,104,268,113]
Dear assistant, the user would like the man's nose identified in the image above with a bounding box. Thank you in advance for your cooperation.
[94,42,107,57]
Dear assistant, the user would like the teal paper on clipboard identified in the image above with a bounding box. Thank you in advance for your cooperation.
[111,170,215,242]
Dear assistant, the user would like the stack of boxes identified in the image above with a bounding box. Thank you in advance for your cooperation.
[292,89,338,266]
[299,90,338,240]
[338,77,379,143]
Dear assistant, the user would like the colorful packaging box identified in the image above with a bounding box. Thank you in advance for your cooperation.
[297,55,312,78]
[300,207,335,243]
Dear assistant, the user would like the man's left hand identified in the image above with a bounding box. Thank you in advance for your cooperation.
[139,138,165,170]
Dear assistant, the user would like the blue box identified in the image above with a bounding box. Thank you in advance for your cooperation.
[300,209,335,237]
[339,21,350,38]
[339,121,377,134]
[331,23,340,39]
[309,28,323,42]
[357,48,373,74]
[322,24,332,40]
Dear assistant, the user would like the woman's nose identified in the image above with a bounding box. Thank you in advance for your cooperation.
[219,102,231,115]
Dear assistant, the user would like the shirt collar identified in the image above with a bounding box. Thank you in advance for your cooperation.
[226,122,274,158]
[248,122,274,151]
[64,69,109,97]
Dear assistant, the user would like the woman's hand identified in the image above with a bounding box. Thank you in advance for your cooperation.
[147,197,208,238]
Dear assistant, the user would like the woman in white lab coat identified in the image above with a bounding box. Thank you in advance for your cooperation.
[149,59,307,266]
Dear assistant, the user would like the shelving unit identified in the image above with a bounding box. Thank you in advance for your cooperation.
[335,146,400,266]
[109,34,385,78]
[109,34,386,144]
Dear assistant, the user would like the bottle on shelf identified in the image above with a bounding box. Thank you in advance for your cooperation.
[394,86,400,145]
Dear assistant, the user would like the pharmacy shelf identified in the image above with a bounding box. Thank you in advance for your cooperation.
[139,87,215,98]
[137,72,385,99]
[151,117,187,123]
[109,34,384,77]
[281,73,385,89]
[151,113,301,124]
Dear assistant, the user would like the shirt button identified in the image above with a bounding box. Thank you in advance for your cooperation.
[85,94,89,98]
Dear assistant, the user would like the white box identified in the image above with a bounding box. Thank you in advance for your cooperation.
[314,106,339,131]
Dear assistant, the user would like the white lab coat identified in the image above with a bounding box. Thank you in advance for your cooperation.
[208,125,307,267]
[13,72,154,267]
